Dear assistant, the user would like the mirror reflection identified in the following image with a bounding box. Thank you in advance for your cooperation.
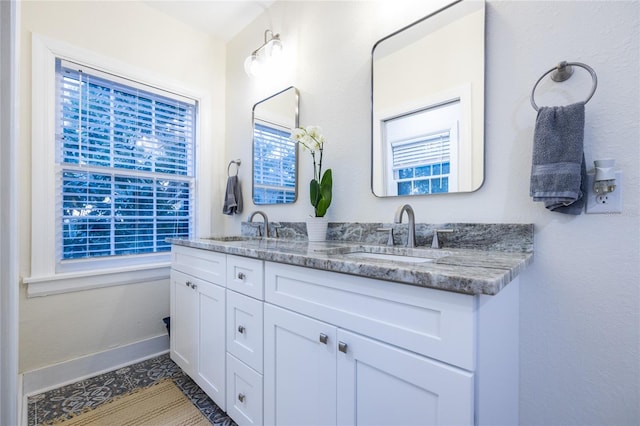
[252,86,299,204]
[372,0,485,197]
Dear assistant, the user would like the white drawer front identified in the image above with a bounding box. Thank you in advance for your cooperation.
[265,262,476,370]
[227,290,264,373]
[226,353,263,426]
[227,255,264,299]
[171,246,226,285]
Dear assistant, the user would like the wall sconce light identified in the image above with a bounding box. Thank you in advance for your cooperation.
[244,29,283,78]
[593,159,616,195]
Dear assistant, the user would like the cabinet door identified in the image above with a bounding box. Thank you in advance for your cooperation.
[264,304,337,426]
[195,279,227,411]
[337,329,474,426]
[170,270,197,376]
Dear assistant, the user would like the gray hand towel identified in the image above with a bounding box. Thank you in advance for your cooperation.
[223,175,243,215]
[530,101,586,215]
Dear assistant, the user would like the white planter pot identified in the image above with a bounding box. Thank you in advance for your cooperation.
[306,217,328,242]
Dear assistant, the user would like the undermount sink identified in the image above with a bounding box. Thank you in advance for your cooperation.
[206,235,255,242]
[323,245,450,264]
[343,252,435,263]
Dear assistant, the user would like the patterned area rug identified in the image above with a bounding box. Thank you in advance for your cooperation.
[46,380,209,425]
[27,353,236,426]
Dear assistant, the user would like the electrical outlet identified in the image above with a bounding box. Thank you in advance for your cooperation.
[585,171,623,214]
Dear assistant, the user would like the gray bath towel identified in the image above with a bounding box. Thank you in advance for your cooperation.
[530,102,586,215]
[222,175,243,215]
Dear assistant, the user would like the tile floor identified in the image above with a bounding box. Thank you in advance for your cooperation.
[27,353,236,425]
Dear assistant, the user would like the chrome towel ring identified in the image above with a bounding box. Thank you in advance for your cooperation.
[530,61,598,111]
[227,159,241,177]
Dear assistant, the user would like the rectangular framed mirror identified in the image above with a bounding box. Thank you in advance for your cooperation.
[252,86,299,204]
[372,0,485,197]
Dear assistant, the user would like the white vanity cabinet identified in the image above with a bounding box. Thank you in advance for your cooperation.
[171,245,520,426]
[170,246,227,410]
[263,261,519,426]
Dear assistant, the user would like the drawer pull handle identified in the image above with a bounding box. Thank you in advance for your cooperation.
[238,393,245,403]
[338,341,348,354]
[238,325,245,334]
[237,272,246,280]
[319,333,328,344]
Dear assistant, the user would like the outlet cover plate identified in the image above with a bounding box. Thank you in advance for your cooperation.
[585,171,623,214]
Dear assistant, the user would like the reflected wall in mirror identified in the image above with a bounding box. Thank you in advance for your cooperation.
[252,86,299,204]
[372,0,485,197]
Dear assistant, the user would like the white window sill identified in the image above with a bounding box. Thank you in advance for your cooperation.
[23,263,171,297]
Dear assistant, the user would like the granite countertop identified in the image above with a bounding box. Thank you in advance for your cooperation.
[170,223,533,296]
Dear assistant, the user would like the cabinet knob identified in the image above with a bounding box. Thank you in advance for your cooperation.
[190,283,197,290]
[338,341,348,353]
[237,272,246,280]
[238,393,246,403]
[238,325,245,334]
[319,333,328,344]
[185,281,192,287]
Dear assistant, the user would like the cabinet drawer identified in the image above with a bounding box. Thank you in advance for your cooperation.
[171,245,226,286]
[265,262,476,370]
[226,353,263,426]
[227,290,264,373]
[227,255,264,299]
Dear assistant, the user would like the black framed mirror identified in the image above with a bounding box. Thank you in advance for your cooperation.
[252,86,299,204]
[372,0,485,197]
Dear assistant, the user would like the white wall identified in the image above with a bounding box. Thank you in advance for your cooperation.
[19,1,225,372]
[225,1,639,424]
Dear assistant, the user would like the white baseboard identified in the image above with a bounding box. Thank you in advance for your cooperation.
[21,334,169,397]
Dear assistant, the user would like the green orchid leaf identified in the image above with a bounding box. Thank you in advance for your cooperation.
[320,169,332,205]
[310,179,320,208]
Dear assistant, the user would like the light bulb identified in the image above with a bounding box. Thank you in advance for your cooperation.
[270,38,283,59]
[244,54,262,77]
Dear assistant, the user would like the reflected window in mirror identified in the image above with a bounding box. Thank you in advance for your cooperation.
[252,86,299,204]
[253,120,296,203]
[385,99,460,195]
[372,0,485,197]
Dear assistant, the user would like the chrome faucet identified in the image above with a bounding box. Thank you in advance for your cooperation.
[394,204,416,248]
[248,210,269,238]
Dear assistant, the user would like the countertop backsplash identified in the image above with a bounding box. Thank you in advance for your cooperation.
[241,222,534,253]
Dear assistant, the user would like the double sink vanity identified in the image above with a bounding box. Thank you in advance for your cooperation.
[172,1,513,423]
[169,220,533,426]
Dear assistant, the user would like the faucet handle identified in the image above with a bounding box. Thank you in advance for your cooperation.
[376,228,394,246]
[271,223,281,239]
[431,229,453,249]
[249,223,263,237]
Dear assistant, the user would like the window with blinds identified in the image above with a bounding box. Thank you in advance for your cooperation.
[253,121,296,204]
[392,131,451,195]
[56,58,196,260]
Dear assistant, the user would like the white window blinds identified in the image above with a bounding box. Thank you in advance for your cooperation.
[391,131,450,170]
[56,59,196,260]
[253,121,296,204]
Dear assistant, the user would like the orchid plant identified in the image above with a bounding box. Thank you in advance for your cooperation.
[291,125,332,217]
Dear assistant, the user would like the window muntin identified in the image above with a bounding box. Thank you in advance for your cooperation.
[252,120,296,204]
[56,59,195,261]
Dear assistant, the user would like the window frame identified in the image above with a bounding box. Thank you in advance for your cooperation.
[26,34,202,297]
